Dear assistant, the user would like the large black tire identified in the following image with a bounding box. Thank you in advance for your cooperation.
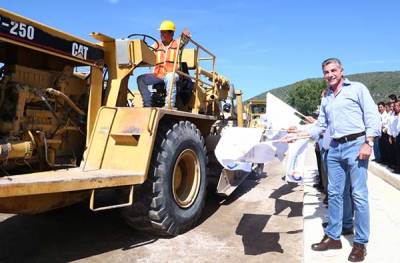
[122,120,207,236]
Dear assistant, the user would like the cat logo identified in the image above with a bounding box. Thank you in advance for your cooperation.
[71,42,89,60]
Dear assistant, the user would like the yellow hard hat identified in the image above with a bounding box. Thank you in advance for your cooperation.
[158,20,176,32]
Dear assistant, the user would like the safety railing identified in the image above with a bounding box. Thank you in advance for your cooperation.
[165,32,218,109]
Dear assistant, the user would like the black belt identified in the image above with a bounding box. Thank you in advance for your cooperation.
[333,131,366,144]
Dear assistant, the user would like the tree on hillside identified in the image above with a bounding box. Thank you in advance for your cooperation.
[249,71,400,106]
[287,79,326,115]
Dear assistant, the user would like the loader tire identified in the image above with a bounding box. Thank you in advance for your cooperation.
[122,120,207,236]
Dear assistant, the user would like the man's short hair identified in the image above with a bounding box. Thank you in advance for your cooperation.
[322,58,342,70]
[388,94,397,102]
[378,101,385,107]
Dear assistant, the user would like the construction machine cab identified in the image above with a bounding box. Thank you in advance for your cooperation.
[245,99,266,128]
[127,32,197,109]
[151,65,194,107]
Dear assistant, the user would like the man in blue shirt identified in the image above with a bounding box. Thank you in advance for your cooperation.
[307,58,380,262]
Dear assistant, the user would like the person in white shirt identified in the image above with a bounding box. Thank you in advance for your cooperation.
[375,102,386,162]
[381,102,394,164]
[387,102,398,167]
[393,101,400,172]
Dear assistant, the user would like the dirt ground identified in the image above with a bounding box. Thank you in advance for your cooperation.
[0,160,303,263]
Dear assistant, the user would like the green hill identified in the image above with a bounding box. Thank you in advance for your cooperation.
[249,71,400,103]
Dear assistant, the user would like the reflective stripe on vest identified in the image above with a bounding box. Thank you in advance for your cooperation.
[153,40,178,78]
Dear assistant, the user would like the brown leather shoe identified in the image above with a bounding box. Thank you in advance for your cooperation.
[348,242,366,262]
[311,235,342,251]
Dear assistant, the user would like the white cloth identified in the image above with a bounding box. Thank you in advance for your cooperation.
[387,113,398,136]
[381,111,389,130]
[390,115,399,137]
[265,129,288,160]
[260,114,272,129]
[285,138,309,183]
[397,114,400,136]
[215,127,264,172]
[266,93,302,130]
[215,94,304,175]
[214,127,289,172]
[382,111,390,136]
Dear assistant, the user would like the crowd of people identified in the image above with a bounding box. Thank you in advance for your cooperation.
[374,94,400,173]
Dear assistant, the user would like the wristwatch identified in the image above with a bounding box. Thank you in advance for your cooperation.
[365,140,374,147]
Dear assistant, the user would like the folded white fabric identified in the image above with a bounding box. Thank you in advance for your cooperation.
[215,127,289,172]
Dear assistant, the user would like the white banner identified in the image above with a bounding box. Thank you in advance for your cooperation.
[215,127,288,172]
[215,94,310,176]
[285,138,309,183]
[266,92,302,129]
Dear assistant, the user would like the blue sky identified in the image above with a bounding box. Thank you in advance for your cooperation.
[2,0,400,99]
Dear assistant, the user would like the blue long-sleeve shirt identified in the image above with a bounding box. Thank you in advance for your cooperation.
[309,79,381,140]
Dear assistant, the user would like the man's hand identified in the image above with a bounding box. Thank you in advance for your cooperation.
[281,134,297,143]
[281,131,310,143]
[287,126,299,133]
[182,28,191,37]
[358,143,372,160]
[305,116,316,124]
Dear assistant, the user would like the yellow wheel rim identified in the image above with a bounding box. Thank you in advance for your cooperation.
[172,149,201,208]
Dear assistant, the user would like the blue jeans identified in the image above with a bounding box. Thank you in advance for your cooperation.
[137,73,178,107]
[325,136,369,244]
[320,146,353,230]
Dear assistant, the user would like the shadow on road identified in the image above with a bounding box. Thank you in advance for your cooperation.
[197,170,267,226]
[235,181,303,255]
[236,214,283,255]
[270,183,303,217]
[221,171,268,206]
[0,204,161,262]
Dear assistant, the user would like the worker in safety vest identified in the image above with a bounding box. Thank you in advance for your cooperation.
[137,20,187,108]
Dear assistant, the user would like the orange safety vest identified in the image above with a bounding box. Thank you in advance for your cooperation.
[153,39,178,79]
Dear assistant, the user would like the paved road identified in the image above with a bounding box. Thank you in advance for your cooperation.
[0,159,303,263]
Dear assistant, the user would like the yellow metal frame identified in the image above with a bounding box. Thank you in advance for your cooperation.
[163,33,231,115]
[0,7,239,215]
[89,185,134,212]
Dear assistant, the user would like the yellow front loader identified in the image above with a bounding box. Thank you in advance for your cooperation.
[245,99,266,128]
[0,8,245,235]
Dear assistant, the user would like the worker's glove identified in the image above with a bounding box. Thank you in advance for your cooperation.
[182,28,191,38]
